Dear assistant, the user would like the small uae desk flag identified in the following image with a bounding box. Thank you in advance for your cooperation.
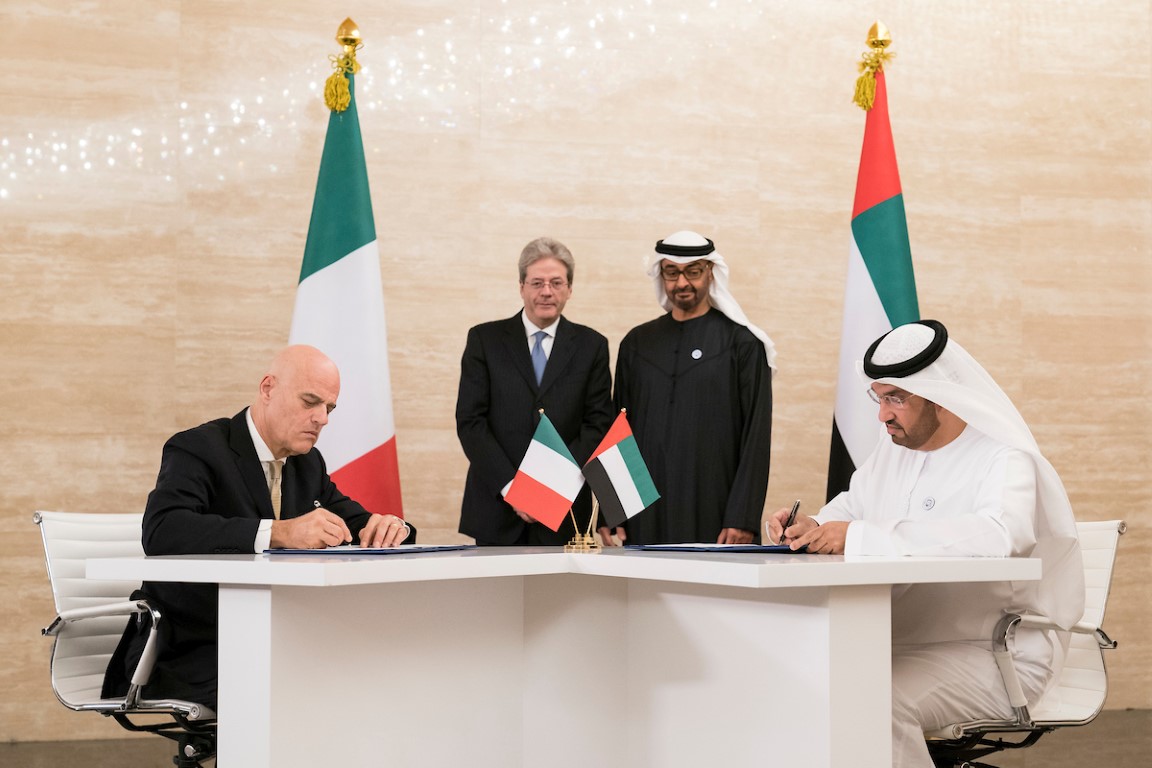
[582,411,659,529]
[288,19,404,518]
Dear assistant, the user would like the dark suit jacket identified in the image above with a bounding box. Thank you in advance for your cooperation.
[456,313,614,545]
[102,409,402,710]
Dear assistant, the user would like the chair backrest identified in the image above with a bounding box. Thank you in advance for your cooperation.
[1029,519,1125,724]
[1076,520,1124,628]
[34,510,145,708]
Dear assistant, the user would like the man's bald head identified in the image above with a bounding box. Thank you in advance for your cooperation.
[251,345,341,458]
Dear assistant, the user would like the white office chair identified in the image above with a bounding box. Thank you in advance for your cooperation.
[34,510,216,767]
[926,519,1126,767]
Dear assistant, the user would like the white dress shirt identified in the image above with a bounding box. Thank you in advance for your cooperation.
[245,408,276,553]
[521,310,559,357]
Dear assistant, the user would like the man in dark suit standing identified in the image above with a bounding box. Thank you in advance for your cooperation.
[103,345,411,711]
[456,237,614,545]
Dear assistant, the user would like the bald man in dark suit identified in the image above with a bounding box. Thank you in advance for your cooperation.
[456,237,614,545]
[102,345,412,710]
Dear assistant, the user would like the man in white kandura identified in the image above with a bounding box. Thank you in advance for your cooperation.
[768,319,1084,768]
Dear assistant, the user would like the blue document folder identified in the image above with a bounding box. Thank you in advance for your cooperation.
[265,544,474,555]
[624,543,807,553]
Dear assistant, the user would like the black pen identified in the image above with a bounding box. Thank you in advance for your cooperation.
[780,499,800,545]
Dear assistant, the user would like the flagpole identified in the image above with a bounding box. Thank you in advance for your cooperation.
[290,18,406,519]
[584,496,600,538]
[570,415,621,552]
[827,20,919,500]
[583,408,623,541]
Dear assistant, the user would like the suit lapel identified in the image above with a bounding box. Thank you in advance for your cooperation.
[501,313,539,391]
[538,316,575,395]
[281,459,300,519]
[280,457,322,519]
[229,410,275,520]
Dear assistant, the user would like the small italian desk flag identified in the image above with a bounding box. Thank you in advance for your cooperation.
[287,59,404,519]
[504,413,585,532]
[583,411,659,529]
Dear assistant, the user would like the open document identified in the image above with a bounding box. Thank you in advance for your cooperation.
[623,543,807,553]
[265,544,474,555]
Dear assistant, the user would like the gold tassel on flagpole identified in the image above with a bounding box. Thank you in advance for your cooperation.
[324,17,363,113]
[853,21,894,112]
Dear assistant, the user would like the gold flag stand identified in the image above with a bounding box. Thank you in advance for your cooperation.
[564,496,602,553]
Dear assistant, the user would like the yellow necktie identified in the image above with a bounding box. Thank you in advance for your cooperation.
[268,460,283,519]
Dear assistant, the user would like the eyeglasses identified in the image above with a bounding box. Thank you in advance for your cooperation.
[867,389,914,409]
[524,278,569,292]
[660,262,711,282]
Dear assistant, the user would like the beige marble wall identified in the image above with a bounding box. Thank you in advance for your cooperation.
[1,0,1148,743]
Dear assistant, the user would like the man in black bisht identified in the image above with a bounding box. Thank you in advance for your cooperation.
[602,231,776,545]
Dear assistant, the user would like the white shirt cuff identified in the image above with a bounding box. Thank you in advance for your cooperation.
[254,519,273,553]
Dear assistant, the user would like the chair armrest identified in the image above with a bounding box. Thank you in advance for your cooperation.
[990,613,1035,725]
[42,599,164,709]
[990,609,1118,729]
[1017,615,1117,649]
[42,600,153,637]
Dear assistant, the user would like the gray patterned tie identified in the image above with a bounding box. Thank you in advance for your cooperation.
[531,330,548,385]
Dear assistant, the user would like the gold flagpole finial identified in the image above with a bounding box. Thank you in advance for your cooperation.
[324,18,363,113]
[336,18,362,51]
[867,21,892,51]
[853,20,895,112]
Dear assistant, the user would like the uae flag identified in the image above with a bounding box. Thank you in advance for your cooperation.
[505,413,585,532]
[288,73,404,518]
[826,68,920,501]
[582,411,659,529]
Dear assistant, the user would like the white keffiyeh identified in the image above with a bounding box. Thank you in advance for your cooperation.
[861,321,1085,630]
[647,230,777,373]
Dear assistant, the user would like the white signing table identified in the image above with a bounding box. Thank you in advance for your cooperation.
[88,548,1040,768]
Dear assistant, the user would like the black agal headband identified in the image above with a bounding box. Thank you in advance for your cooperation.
[863,319,949,379]
[655,238,715,259]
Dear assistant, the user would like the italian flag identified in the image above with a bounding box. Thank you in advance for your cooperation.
[582,411,660,529]
[288,73,404,518]
[504,413,585,532]
[826,68,920,500]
